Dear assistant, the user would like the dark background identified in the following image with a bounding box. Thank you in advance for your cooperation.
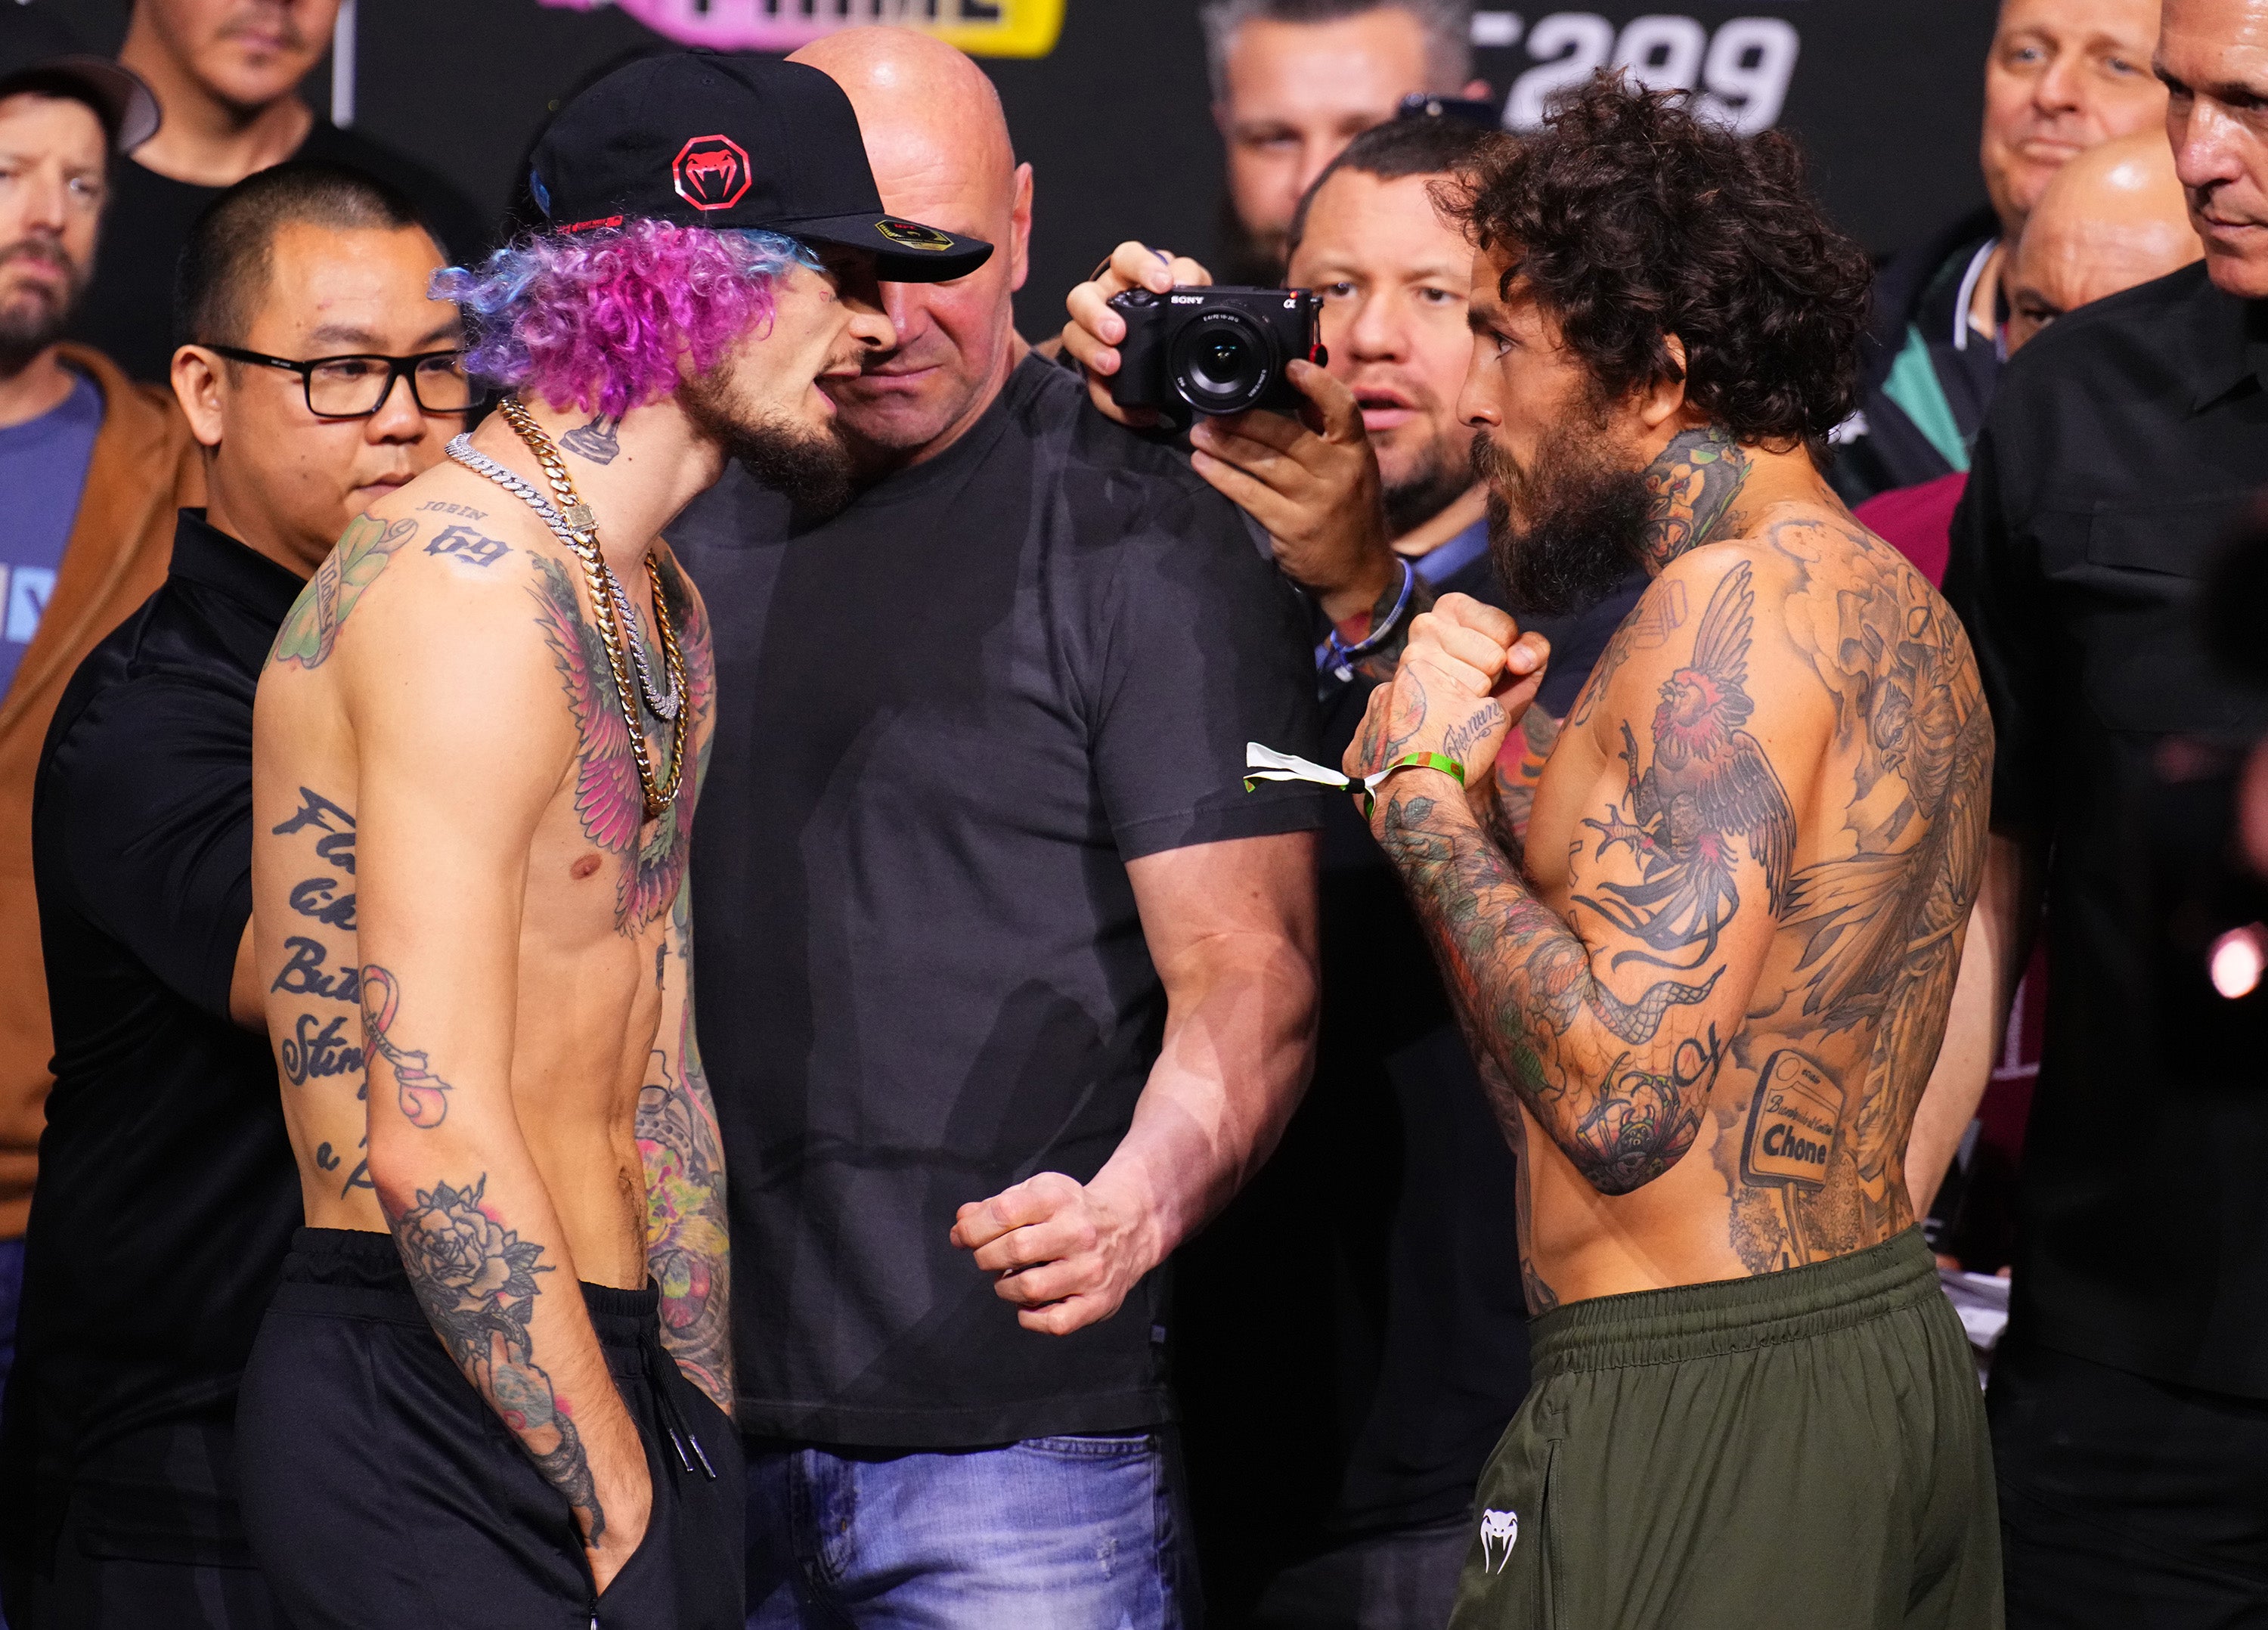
[60,1,2000,334]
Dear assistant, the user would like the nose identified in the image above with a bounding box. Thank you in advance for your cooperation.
[367,367,429,442]
[2033,47,2084,116]
[12,169,70,239]
[847,287,898,354]
[1345,289,1405,361]
[2173,98,2248,195]
[1456,339,1498,431]
[875,283,929,352]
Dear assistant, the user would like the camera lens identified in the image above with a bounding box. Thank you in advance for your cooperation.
[1169,310,1275,414]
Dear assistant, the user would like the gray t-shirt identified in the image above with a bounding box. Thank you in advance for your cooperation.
[669,357,1323,1446]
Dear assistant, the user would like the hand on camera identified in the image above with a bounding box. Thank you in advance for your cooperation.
[1061,240,1214,427]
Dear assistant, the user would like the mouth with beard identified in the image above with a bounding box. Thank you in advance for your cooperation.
[682,363,858,518]
[1381,428,1479,539]
[0,237,85,377]
[1473,416,1653,617]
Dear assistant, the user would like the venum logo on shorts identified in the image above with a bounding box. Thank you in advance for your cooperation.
[1479,1508,1519,1573]
[1741,1049,1845,1188]
[672,134,752,212]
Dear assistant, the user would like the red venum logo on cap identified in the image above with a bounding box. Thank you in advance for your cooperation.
[673,135,751,212]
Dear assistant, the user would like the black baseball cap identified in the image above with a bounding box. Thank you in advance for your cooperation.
[0,5,159,153]
[530,52,991,284]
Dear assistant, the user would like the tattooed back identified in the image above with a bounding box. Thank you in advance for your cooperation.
[249,461,715,1291]
[1500,502,1990,1300]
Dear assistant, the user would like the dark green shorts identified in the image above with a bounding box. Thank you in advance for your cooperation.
[1451,1229,2000,1630]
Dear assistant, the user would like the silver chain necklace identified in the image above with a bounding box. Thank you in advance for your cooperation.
[444,432,682,723]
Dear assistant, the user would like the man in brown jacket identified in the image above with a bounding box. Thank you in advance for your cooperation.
[0,6,200,1392]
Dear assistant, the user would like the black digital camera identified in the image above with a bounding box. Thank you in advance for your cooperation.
[1105,286,1325,417]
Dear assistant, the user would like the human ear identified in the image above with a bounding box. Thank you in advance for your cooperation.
[1636,332,1692,431]
[171,346,227,451]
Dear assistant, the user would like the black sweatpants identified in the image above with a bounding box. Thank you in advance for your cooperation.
[235,1228,743,1629]
[1991,1335,2268,1628]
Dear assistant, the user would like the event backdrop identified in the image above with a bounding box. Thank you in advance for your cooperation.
[66,1,2001,334]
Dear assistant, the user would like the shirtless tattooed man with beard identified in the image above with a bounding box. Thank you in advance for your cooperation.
[231,57,984,1630]
[1349,79,2003,1628]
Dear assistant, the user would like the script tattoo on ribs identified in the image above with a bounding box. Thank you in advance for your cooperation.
[389,1175,604,1543]
[269,788,373,1196]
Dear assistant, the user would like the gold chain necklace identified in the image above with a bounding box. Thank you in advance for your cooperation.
[494,396,688,820]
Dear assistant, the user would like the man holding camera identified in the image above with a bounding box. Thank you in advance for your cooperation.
[662,27,1323,1627]
[1062,113,1644,1628]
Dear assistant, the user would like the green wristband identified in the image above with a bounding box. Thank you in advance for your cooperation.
[1362,751,1464,819]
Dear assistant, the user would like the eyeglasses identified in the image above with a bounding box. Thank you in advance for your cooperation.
[203,345,485,419]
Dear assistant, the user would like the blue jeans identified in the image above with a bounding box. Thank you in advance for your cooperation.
[745,1431,1198,1628]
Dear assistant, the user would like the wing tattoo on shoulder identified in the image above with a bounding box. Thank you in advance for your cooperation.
[1577,560,1798,970]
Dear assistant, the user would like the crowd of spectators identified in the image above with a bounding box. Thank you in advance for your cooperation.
[0,0,2261,1627]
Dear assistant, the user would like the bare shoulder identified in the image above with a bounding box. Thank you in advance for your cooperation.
[268,464,569,683]
[1742,498,1986,733]
[1580,534,1842,752]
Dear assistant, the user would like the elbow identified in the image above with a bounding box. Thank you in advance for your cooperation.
[1562,1106,1705,1197]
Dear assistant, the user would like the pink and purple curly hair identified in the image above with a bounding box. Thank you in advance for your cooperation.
[432,219,819,421]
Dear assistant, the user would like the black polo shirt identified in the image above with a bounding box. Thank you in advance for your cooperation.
[0,512,302,1579]
[1945,261,2268,1396]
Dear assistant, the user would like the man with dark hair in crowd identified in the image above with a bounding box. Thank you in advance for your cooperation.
[1349,77,1999,1625]
[0,156,463,1630]
[1201,0,1487,283]
[665,27,1321,1626]
[1833,0,2166,507]
[1936,0,2268,1616]
[67,0,482,382]
[1064,113,1643,1628]
[0,2,197,1443]
[234,54,921,1628]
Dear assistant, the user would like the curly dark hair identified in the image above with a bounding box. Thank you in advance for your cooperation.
[1438,73,1872,452]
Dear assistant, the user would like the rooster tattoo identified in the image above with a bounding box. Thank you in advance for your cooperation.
[1579,562,1797,971]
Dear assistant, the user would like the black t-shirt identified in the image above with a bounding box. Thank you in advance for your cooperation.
[0,513,302,1576]
[1944,261,2268,1396]
[668,356,1325,1448]
[69,121,489,383]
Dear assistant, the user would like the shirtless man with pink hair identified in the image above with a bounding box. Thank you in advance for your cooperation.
[234,53,983,1629]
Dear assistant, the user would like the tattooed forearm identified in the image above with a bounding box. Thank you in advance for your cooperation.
[1381,791,1722,1193]
[1487,705,1562,853]
[387,1176,605,1543]
[360,965,455,1128]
